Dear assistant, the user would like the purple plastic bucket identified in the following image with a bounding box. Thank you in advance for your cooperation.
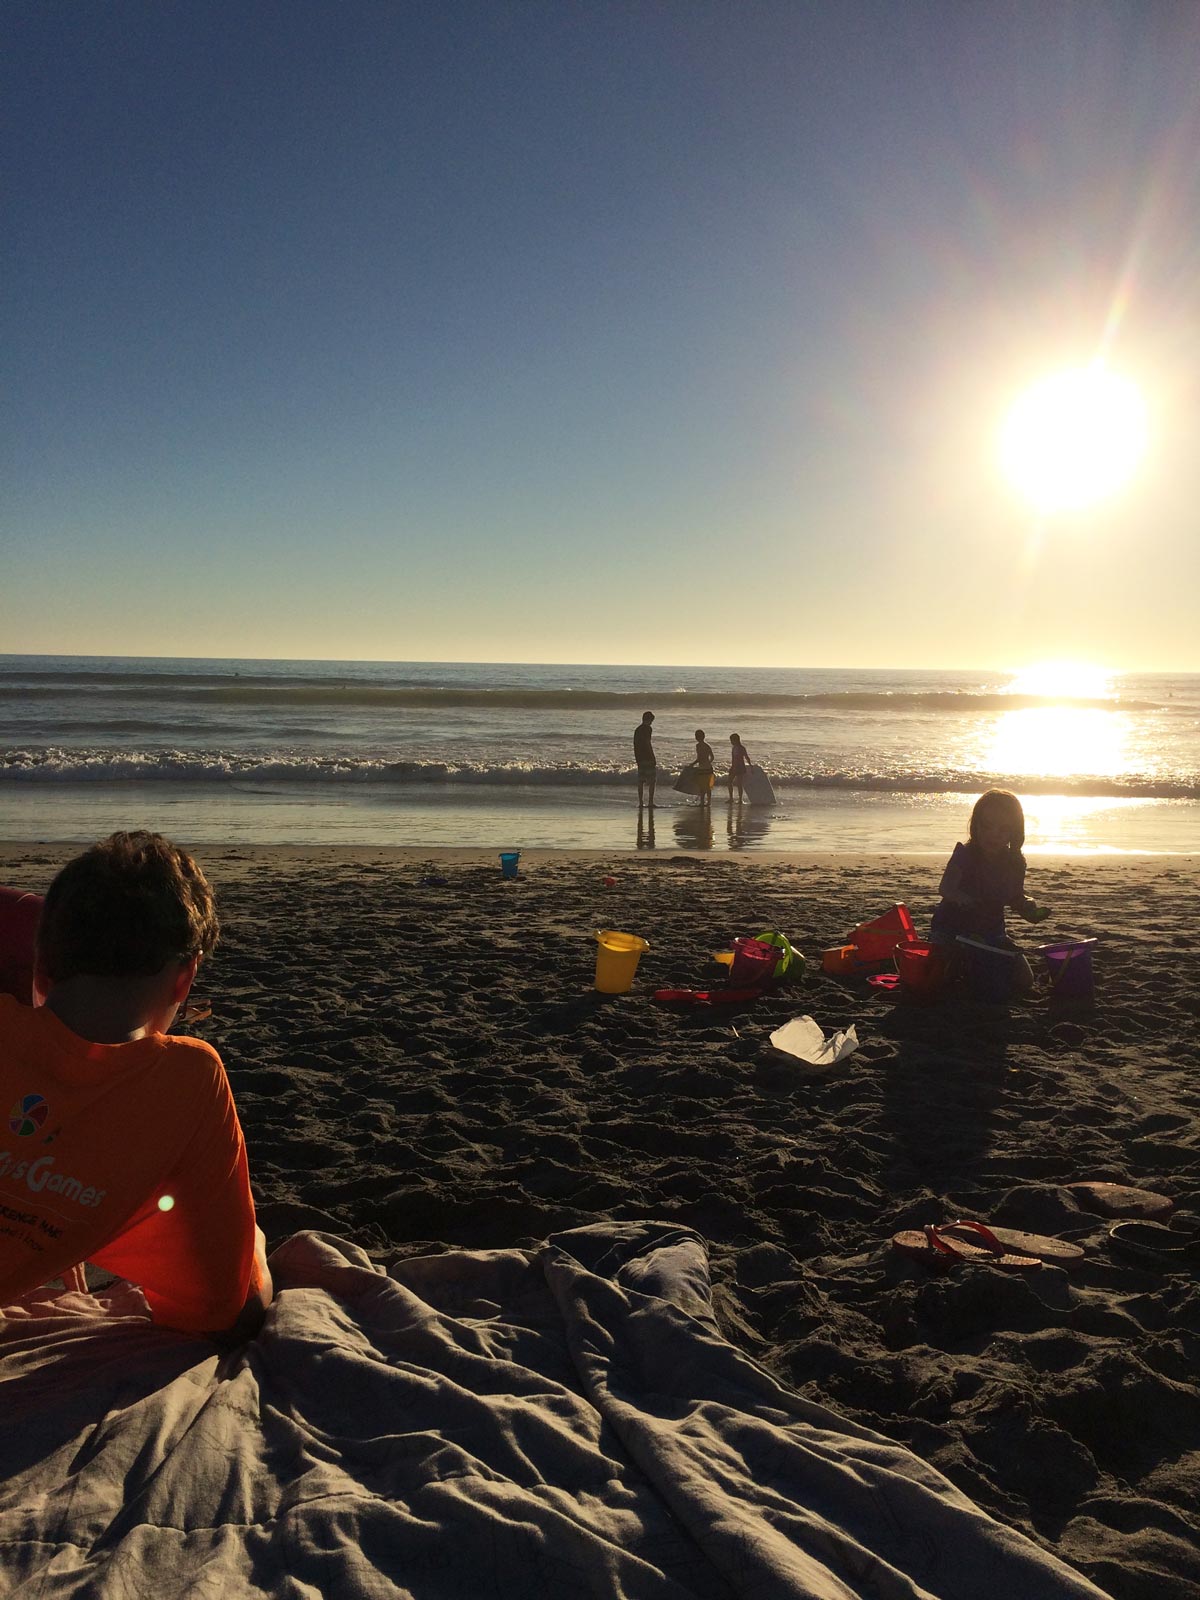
[1039,939,1096,1000]
[957,936,1017,1002]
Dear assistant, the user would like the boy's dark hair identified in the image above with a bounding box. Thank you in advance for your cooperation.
[36,832,219,983]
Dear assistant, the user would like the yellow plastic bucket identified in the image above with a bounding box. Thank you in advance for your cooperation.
[594,929,648,994]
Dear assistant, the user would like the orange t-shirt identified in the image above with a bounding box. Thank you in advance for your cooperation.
[0,995,261,1333]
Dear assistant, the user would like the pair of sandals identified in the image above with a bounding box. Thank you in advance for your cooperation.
[892,1219,1045,1273]
[896,1216,1200,1274]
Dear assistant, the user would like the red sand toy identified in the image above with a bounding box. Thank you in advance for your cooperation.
[0,886,42,1005]
[849,904,918,965]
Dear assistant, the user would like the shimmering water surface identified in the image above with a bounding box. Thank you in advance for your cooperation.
[2,656,1196,852]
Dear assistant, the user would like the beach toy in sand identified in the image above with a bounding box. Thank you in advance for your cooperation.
[896,941,947,1002]
[729,937,778,986]
[821,944,859,975]
[594,930,648,994]
[848,904,917,965]
[1038,938,1096,1000]
[711,950,735,967]
[499,851,521,879]
[654,982,770,1006]
[754,930,803,981]
[603,875,617,887]
[957,936,1018,1002]
[0,886,42,1006]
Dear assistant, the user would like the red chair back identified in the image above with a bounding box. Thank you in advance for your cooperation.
[0,886,43,1005]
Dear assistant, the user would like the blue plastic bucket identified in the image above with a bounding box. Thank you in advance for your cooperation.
[957,936,1017,1002]
[1039,938,1096,999]
[499,851,520,879]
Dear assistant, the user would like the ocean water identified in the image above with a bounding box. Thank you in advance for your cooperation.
[1,656,1196,853]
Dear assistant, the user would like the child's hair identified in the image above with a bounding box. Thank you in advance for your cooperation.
[37,831,219,984]
[730,733,741,744]
[969,789,1026,853]
[694,729,706,741]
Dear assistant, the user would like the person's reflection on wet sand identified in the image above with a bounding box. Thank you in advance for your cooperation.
[637,809,656,849]
[726,794,773,851]
[674,807,714,850]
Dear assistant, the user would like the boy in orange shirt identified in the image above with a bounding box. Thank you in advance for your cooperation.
[0,832,271,1339]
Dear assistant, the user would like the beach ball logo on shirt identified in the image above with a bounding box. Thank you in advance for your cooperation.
[8,1094,49,1138]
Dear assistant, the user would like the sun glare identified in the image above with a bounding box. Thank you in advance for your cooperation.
[999,366,1147,514]
[1005,662,1114,700]
[984,661,1128,786]
[986,706,1129,782]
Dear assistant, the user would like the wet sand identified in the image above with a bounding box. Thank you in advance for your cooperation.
[2,843,1197,1600]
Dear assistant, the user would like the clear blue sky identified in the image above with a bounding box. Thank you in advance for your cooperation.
[4,1,1198,669]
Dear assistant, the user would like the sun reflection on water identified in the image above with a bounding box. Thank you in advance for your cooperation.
[986,705,1132,781]
[1019,796,1157,854]
[980,662,1135,784]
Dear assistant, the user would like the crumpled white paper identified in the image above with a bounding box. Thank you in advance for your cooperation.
[769,1015,860,1066]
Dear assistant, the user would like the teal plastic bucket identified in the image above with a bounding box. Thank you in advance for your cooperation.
[957,936,1017,1002]
[499,851,520,879]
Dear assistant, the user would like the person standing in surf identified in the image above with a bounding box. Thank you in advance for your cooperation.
[728,733,751,802]
[692,730,715,807]
[633,711,656,809]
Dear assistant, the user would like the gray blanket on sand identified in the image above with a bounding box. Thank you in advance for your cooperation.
[0,1222,1108,1600]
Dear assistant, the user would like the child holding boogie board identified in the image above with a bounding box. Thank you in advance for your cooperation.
[930,789,1051,995]
[728,734,777,806]
[673,730,716,803]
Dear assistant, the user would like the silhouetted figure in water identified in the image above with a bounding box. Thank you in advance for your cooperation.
[728,733,750,802]
[692,730,714,808]
[634,711,656,809]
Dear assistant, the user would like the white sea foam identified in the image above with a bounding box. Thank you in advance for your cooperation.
[1,656,1197,849]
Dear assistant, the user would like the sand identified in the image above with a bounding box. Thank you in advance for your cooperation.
[2,843,1198,1600]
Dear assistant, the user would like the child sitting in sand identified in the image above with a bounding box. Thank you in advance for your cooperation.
[0,831,272,1339]
[930,789,1050,993]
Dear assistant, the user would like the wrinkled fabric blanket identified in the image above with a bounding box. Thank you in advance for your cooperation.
[0,1222,1108,1599]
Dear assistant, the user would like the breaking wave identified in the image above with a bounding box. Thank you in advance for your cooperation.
[1,748,1195,799]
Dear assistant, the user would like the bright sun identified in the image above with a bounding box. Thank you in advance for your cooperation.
[998,366,1147,514]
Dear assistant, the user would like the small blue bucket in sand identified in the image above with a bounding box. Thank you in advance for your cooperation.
[957,936,1017,1002]
[499,851,521,880]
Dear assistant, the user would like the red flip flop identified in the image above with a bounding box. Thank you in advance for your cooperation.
[892,1220,1043,1272]
[940,1219,1083,1266]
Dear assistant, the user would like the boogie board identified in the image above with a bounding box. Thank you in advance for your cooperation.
[743,764,777,805]
[673,767,714,796]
